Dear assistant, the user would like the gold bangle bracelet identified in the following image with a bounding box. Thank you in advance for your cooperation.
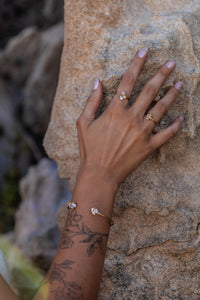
[67,202,114,226]
[90,208,114,226]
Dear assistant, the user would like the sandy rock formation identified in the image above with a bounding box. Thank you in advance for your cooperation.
[44,1,200,298]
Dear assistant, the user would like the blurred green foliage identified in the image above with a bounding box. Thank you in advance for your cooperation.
[0,236,44,299]
[0,168,21,233]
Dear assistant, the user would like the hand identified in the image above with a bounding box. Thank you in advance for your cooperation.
[76,48,183,188]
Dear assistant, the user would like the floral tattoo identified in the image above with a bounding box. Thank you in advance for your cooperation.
[46,260,84,300]
[59,209,108,256]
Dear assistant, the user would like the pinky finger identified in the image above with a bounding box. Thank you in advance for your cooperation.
[150,116,183,149]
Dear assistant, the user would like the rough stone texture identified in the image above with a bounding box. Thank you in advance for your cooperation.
[15,158,71,271]
[44,1,200,298]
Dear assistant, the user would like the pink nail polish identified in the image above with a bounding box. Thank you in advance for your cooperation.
[179,115,184,121]
[175,81,183,90]
[93,78,99,90]
[138,48,148,58]
[166,61,175,69]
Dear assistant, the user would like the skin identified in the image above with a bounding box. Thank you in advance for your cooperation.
[0,275,18,300]
[1,49,183,299]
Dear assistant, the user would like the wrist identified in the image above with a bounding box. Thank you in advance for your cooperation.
[70,164,118,222]
[76,164,119,196]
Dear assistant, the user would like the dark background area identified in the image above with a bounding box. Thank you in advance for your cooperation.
[0,0,64,232]
[0,0,64,48]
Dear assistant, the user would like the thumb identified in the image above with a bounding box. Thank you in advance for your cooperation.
[82,78,103,125]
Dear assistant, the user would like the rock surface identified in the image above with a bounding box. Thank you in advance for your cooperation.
[15,159,71,271]
[44,1,200,299]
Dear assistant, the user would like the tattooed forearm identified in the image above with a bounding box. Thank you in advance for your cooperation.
[41,211,108,299]
[59,209,108,256]
[46,260,84,300]
[47,260,74,283]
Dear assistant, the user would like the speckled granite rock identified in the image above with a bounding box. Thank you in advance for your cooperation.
[44,1,200,299]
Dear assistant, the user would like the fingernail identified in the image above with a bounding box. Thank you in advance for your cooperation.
[138,47,148,58]
[93,78,99,90]
[175,81,183,90]
[179,115,184,121]
[166,61,175,69]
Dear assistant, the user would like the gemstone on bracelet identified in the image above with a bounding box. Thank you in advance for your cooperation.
[68,202,77,209]
[91,208,99,215]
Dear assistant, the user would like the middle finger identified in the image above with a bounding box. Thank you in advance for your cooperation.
[132,61,176,115]
[144,81,183,132]
[109,48,148,109]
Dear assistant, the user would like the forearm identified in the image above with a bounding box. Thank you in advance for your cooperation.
[34,48,183,300]
[0,275,18,300]
[33,168,117,300]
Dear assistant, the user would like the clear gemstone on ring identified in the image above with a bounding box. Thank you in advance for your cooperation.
[68,202,77,209]
[91,208,99,215]
[119,91,128,101]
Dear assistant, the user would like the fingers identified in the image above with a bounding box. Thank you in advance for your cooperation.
[76,79,102,157]
[80,78,103,126]
[109,48,148,109]
[150,116,183,149]
[132,61,176,115]
[144,81,183,132]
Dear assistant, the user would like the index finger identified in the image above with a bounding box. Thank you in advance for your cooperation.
[109,48,148,109]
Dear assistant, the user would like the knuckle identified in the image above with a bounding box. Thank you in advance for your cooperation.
[157,100,168,112]
[165,92,174,102]
[86,95,93,103]
[144,82,157,95]
[123,71,135,85]
[129,110,137,121]
[158,66,169,77]
[166,87,178,100]
[129,111,140,126]
[133,124,148,141]
[130,58,141,70]
[146,141,154,153]
[107,106,120,119]
[169,125,178,137]
[138,121,149,135]
[142,123,151,135]
[134,58,142,67]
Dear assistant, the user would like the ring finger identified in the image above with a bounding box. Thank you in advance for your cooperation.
[144,81,183,131]
[132,60,176,116]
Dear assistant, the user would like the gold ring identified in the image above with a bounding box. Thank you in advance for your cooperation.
[91,208,114,226]
[117,91,129,101]
[145,113,157,125]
